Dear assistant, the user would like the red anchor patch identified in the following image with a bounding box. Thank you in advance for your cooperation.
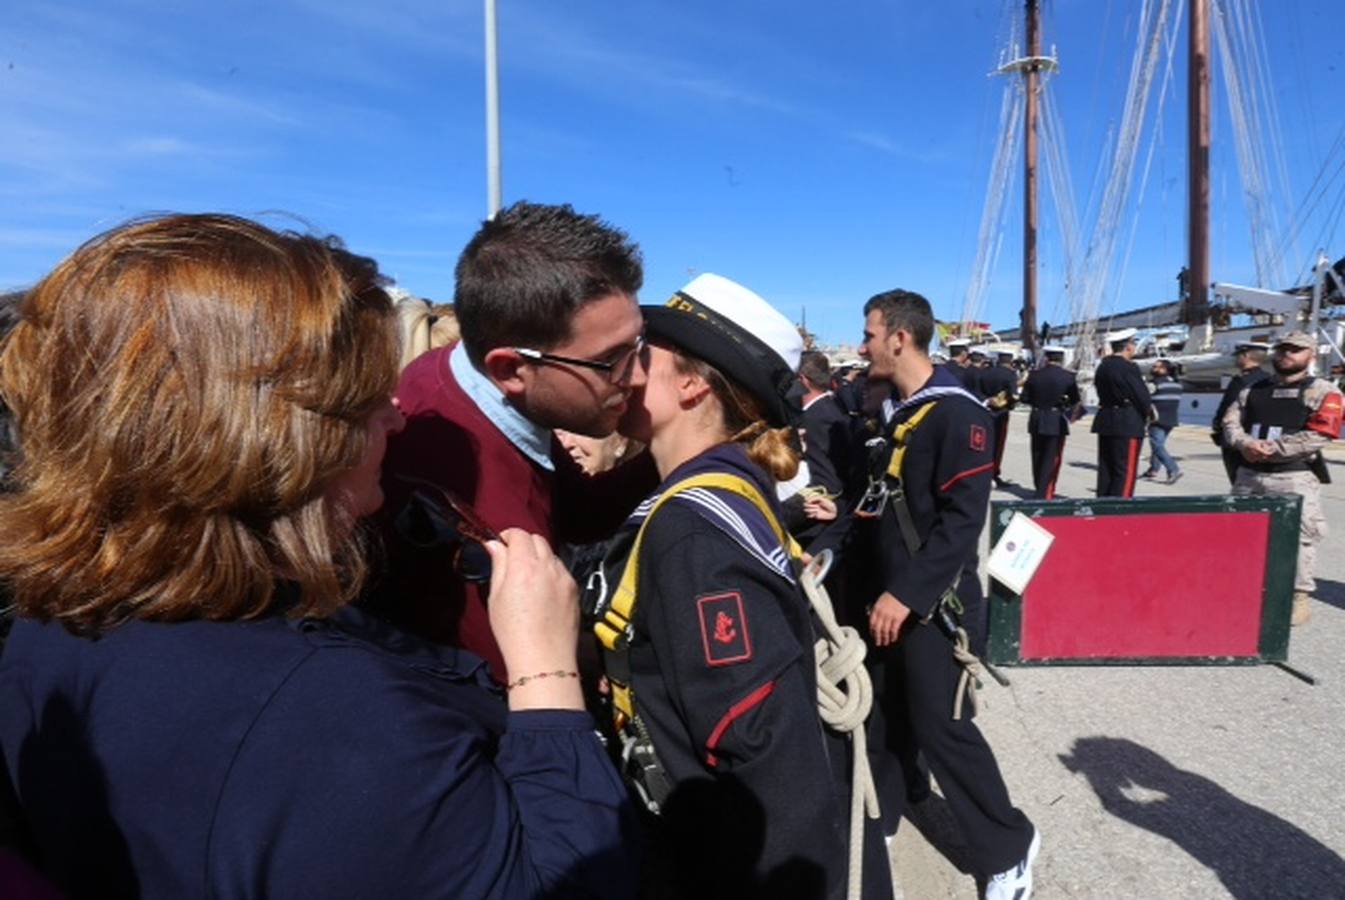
[698,591,752,666]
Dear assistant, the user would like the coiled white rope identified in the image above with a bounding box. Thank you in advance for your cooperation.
[799,551,880,900]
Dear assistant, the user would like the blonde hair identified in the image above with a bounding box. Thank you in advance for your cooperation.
[0,214,400,632]
[396,296,435,369]
[396,299,461,370]
[671,350,799,482]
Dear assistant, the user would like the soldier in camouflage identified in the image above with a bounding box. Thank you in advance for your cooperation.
[1222,330,1344,625]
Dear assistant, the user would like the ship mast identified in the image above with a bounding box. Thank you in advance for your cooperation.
[1022,0,1042,354]
[1185,0,1210,324]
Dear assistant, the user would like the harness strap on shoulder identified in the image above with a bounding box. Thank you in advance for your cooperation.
[883,400,938,555]
[596,471,797,723]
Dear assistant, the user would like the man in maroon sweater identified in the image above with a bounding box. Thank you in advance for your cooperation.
[372,202,654,680]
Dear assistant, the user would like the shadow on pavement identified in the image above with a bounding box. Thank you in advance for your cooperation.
[991,481,1037,501]
[1313,578,1345,613]
[1066,460,1098,472]
[1060,736,1345,900]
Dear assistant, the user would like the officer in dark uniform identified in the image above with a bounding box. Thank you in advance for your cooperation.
[784,351,854,548]
[1211,341,1270,484]
[942,339,982,396]
[968,348,990,397]
[1091,328,1153,497]
[849,289,1039,900]
[1020,346,1080,499]
[978,349,1020,486]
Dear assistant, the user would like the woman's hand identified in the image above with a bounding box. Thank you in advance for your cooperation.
[485,529,584,711]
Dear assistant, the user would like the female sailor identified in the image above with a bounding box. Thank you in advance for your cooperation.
[590,274,889,900]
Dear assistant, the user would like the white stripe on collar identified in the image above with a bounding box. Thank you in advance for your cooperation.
[626,486,795,584]
[448,344,554,472]
[882,384,983,424]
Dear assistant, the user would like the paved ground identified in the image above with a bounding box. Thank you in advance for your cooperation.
[888,413,1345,899]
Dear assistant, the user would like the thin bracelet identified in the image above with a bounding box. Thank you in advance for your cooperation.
[506,669,579,691]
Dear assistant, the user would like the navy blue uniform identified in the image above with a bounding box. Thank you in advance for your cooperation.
[1091,354,1153,497]
[783,392,854,548]
[849,368,1035,878]
[978,364,1019,481]
[1020,363,1080,498]
[942,362,982,398]
[1213,368,1269,484]
[0,605,637,899]
[597,444,891,900]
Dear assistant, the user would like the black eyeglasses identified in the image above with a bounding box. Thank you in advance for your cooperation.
[513,335,646,384]
[393,476,500,583]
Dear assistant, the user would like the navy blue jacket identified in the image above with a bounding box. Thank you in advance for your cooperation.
[1021,364,1081,437]
[816,368,991,630]
[594,443,891,899]
[0,606,637,899]
[1091,355,1153,437]
[977,365,1018,416]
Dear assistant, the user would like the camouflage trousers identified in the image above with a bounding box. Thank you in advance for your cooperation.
[1233,468,1326,594]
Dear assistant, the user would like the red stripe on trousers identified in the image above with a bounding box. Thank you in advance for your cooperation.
[1045,437,1065,499]
[1122,437,1140,498]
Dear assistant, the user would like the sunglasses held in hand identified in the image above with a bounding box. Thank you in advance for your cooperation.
[393,476,500,583]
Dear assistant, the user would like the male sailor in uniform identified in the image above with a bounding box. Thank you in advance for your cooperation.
[852,289,1040,900]
[1020,346,1080,499]
[978,349,1019,487]
[1090,328,1153,498]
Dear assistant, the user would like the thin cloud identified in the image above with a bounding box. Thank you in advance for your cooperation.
[845,130,950,164]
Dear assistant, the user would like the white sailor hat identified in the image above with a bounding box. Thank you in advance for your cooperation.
[642,273,802,427]
[1104,327,1137,345]
[946,338,970,351]
[1042,345,1067,357]
[1233,340,1271,353]
[995,347,1016,360]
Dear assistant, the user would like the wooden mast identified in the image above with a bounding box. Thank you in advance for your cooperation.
[1021,0,1042,353]
[1186,0,1210,324]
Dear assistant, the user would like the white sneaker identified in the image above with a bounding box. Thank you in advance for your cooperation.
[984,828,1040,900]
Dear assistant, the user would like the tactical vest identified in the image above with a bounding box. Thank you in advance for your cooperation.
[1242,377,1315,473]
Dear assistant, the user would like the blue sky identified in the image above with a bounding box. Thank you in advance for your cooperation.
[3,0,1344,346]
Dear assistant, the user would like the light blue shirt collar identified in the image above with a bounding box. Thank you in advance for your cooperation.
[449,344,555,472]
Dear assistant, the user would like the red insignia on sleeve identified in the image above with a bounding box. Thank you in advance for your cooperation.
[697,591,752,667]
[969,424,987,452]
[1306,392,1344,438]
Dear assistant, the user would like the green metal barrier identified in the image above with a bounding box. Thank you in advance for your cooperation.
[986,494,1301,666]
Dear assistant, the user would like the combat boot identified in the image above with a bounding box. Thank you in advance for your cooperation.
[1292,592,1312,626]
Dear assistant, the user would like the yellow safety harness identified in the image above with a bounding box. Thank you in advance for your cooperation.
[594,472,801,728]
[593,471,879,900]
[861,397,995,719]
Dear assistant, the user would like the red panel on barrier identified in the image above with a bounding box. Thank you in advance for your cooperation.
[1020,512,1269,659]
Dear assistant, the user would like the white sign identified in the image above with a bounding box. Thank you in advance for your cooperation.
[987,512,1055,595]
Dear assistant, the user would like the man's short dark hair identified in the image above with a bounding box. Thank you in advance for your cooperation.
[454,201,643,367]
[863,289,934,352]
[798,351,831,390]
